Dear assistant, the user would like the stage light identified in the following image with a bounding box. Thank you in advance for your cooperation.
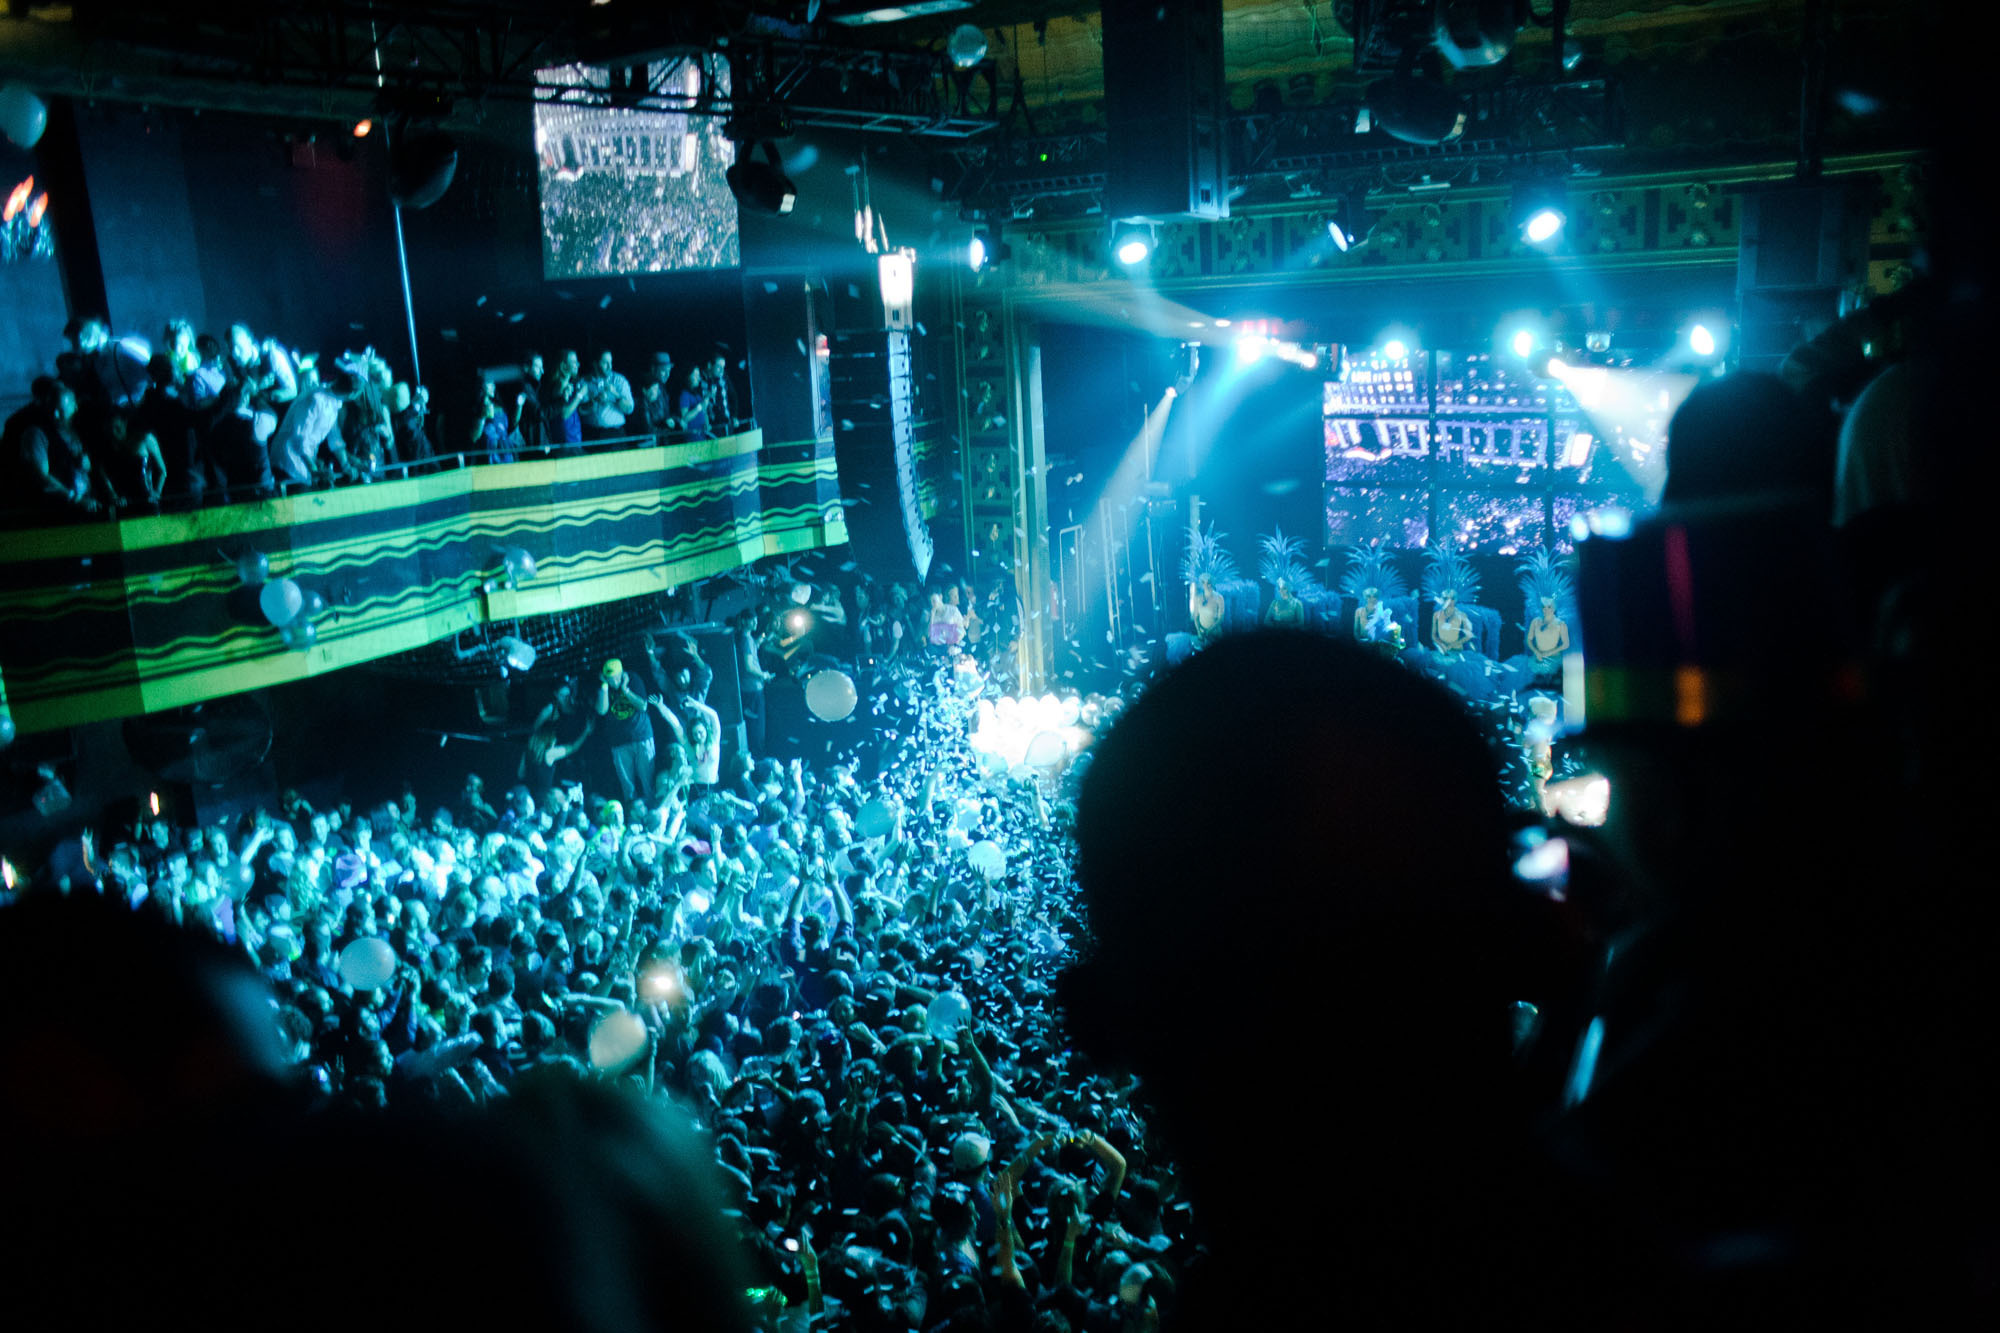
[1235,336,1269,365]
[1382,338,1409,361]
[785,608,812,635]
[1514,178,1568,245]
[1213,318,1231,327]
[879,248,916,329]
[352,118,372,138]
[1511,328,1537,358]
[1689,323,1717,357]
[1328,217,1352,252]
[1366,61,1468,146]
[727,141,797,216]
[968,225,1009,272]
[1111,219,1154,268]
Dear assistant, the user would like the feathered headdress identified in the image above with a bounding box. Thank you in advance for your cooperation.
[1180,524,1239,586]
[1420,541,1481,606]
[1256,526,1319,596]
[1515,546,1577,629]
[1338,543,1407,601]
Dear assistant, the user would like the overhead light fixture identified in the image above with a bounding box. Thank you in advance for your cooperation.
[969,224,1009,272]
[727,141,797,216]
[1366,54,1467,147]
[1515,179,1569,245]
[946,22,989,68]
[1111,219,1155,268]
[351,118,373,138]
[1235,336,1269,365]
[829,1,977,26]
[1382,337,1410,361]
[1689,323,1718,358]
[1511,328,1538,358]
[1434,0,1523,69]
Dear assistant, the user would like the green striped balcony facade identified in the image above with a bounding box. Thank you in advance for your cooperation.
[0,430,847,733]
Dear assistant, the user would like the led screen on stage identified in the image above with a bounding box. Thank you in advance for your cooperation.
[1323,349,1652,555]
[536,56,739,279]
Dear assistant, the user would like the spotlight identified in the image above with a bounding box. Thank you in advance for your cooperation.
[1235,336,1269,365]
[969,225,1009,272]
[352,118,373,138]
[1514,180,1569,245]
[1111,219,1154,268]
[1511,328,1538,358]
[1689,323,1717,357]
[1382,337,1410,361]
[1366,57,1468,146]
[785,608,813,635]
[726,141,797,216]
[879,248,916,330]
[1328,218,1352,252]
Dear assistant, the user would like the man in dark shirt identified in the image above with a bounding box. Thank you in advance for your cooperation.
[6,377,101,519]
[638,352,679,434]
[594,657,657,803]
[513,351,548,454]
[133,354,203,502]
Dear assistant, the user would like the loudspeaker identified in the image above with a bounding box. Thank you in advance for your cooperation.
[1735,182,1869,371]
[741,272,833,444]
[831,328,933,583]
[1102,0,1227,221]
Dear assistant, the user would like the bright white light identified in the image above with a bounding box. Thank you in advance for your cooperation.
[1546,773,1611,827]
[1689,323,1717,357]
[878,250,914,309]
[1562,429,1594,467]
[1328,220,1351,252]
[1382,338,1409,361]
[1524,208,1565,243]
[1115,236,1151,266]
[1188,320,1205,328]
[969,234,988,270]
[1511,329,1537,357]
[1213,318,1231,327]
[1235,336,1268,365]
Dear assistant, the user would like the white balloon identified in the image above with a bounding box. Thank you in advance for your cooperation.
[854,798,897,840]
[297,589,326,619]
[967,839,1006,879]
[280,620,317,650]
[926,990,972,1039]
[1025,730,1067,770]
[338,937,397,991]
[259,578,304,626]
[502,546,536,582]
[805,669,858,722]
[589,1009,650,1071]
[790,582,814,605]
[235,550,270,584]
[0,84,48,149]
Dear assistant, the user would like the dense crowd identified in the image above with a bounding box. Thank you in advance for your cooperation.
[1,314,746,521]
[3,565,1175,1333]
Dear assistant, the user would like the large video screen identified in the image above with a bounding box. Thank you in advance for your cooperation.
[536,56,740,279]
[1323,349,1655,554]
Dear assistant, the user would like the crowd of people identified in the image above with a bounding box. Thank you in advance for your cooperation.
[1,192,1988,1328]
[1,314,746,522]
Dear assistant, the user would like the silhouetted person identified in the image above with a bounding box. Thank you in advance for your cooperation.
[1661,372,1835,511]
[1062,632,1607,1329]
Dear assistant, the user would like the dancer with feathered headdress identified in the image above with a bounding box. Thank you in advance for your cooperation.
[1419,542,1499,697]
[1339,543,1407,644]
[1257,526,1317,627]
[1182,524,1236,646]
[1511,546,1576,684]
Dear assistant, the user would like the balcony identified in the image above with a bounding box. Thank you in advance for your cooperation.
[0,429,846,734]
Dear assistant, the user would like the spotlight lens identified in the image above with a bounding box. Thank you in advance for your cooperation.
[1115,237,1151,266]
[352,119,373,138]
[1524,209,1565,243]
[1235,336,1268,365]
[1328,221,1351,252]
[1511,329,1537,358]
[1689,323,1717,357]
[969,235,988,270]
[1382,338,1409,361]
